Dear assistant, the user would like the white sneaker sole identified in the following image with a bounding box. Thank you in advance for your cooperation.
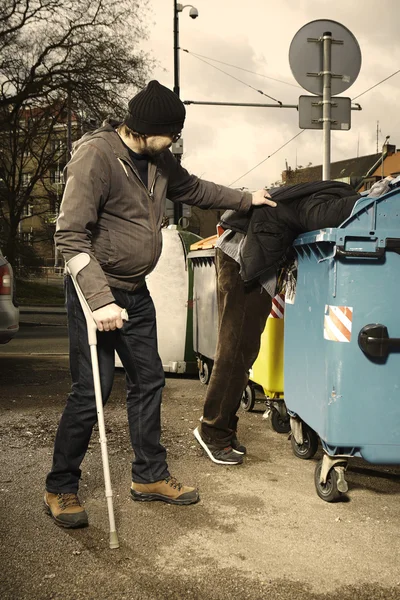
[200,417,245,455]
[193,427,243,465]
[232,447,245,455]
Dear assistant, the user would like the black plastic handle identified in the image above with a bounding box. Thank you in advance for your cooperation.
[336,237,400,259]
[358,324,400,359]
[336,246,385,259]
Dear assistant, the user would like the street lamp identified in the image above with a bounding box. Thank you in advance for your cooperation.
[173,1,198,99]
[172,0,198,224]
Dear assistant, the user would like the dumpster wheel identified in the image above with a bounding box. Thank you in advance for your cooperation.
[290,424,319,460]
[314,460,345,503]
[270,407,291,434]
[241,384,256,412]
[198,360,212,385]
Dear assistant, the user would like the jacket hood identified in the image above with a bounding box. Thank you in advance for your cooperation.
[71,119,121,155]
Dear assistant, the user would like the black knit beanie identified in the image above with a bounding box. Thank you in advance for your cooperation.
[124,80,186,135]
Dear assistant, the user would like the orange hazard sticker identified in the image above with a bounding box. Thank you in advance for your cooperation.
[324,305,353,343]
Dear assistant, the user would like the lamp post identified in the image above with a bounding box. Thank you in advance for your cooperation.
[172,0,198,224]
[173,1,198,98]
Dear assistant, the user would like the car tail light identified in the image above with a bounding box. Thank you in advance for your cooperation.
[0,264,11,295]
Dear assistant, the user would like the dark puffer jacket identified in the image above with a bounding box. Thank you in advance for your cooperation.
[220,181,361,282]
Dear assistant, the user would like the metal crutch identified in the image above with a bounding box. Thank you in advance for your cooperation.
[66,252,127,550]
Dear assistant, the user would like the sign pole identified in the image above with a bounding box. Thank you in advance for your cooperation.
[290,20,361,181]
[322,32,332,181]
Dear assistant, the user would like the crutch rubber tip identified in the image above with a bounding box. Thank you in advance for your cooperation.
[109,531,120,549]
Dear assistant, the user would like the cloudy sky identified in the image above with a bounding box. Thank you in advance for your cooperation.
[142,0,400,190]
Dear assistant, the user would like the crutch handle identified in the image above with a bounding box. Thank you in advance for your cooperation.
[66,254,98,344]
[66,254,128,344]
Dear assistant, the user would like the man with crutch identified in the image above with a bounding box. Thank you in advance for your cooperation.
[44,80,276,529]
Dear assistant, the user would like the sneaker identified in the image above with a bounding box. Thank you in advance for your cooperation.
[44,492,89,528]
[131,476,199,505]
[231,435,247,455]
[199,416,247,455]
[193,427,243,465]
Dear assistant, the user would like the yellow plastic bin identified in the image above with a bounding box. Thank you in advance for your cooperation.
[245,293,290,433]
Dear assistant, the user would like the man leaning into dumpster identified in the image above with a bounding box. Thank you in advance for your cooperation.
[44,80,277,528]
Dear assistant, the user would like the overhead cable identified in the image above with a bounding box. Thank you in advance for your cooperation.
[351,69,400,101]
[181,48,282,105]
[181,48,300,89]
[229,131,305,186]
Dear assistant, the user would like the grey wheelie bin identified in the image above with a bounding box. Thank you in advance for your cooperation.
[115,226,201,374]
[284,187,400,502]
[188,236,218,384]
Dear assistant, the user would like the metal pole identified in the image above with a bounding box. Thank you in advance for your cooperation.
[54,182,60,270]
[173,0,180,98]
[173,0,182,224]
[184,101,298,108]
[381,136,390,179]
[322,32,332,181]
[184,100,361,111]
[54,148,62,270]
[67,80,72,161]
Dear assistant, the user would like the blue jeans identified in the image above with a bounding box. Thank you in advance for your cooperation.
[46,276,168,493]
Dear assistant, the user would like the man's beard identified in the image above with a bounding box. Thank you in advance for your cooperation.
[141,147,163,158]
[141,142,172,158]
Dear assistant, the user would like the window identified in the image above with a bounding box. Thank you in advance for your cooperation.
[48,197,60,214]
[50,169,63,185]
[50,139,64,154]
[21,203,32,217]
[20,231,33,245]
[21,172,31,187]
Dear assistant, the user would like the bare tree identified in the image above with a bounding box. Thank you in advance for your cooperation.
[0,0,152,114]
[0,101,70,263]
[0,0,153,264]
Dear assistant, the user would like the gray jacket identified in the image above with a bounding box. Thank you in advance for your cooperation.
[55,122,252,310]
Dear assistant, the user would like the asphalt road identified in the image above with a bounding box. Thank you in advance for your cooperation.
[0,335,400,600]
[0,324,69,355]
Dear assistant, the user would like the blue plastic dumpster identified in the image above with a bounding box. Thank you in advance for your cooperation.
[284,188,400,502]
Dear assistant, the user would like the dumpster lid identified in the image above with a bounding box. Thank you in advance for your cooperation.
[188,248,216,259]
[293,187,400,249]
[189,234,218,251]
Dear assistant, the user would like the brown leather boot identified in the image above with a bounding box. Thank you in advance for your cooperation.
[131,476,199,505]
[44,492,89,528]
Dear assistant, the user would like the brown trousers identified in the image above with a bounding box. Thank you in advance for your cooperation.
[200,249,272,448]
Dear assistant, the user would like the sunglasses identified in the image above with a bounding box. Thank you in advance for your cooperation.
[171,132,181,143]
[140,132,181,142]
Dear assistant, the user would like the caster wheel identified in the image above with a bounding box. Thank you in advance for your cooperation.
[290,423,318,459]
[241,384,255,412]
[314,460,344,502]
[199,360,211,385]
[270,407,291,434]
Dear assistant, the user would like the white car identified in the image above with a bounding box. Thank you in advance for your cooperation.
[0,251,19,343]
